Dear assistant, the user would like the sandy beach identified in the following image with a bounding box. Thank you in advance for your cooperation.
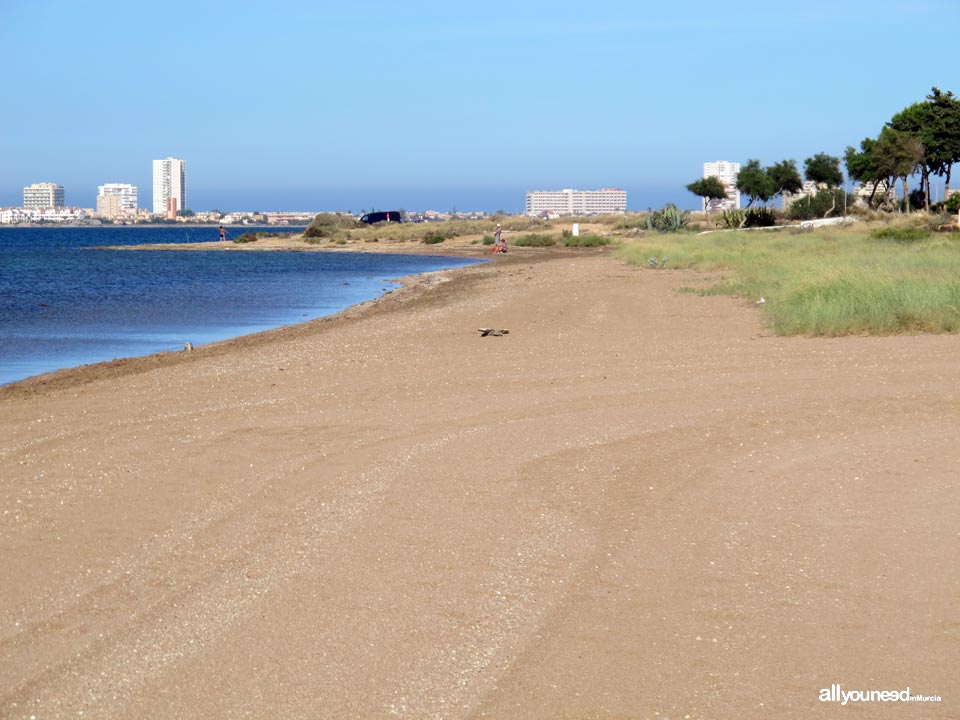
[1,250,957,719]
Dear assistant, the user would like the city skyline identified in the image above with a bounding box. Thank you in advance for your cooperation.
[1,1,958,213]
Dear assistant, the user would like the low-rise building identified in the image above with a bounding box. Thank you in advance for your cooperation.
[781,180,822,209]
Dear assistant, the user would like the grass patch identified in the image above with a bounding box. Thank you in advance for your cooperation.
[422,232,445,244]
[617,226,960,336]
[232,232,260,244]
[870,227,931,243]
[513,233,558,247]
[564,234,611,248]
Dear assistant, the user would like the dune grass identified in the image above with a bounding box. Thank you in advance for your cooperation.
[617,226,960,336]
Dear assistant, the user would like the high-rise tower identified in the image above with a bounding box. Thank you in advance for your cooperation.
[702,161,741,212]
[152,157,186,217]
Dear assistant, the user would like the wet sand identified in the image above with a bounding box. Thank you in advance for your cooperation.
[1,251,957,719]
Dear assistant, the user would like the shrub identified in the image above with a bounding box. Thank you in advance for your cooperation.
[719,209,745,229]
[743,207,776,227]
[564,234,611,247]
[645,204,688,232]
[303,212,357,240]
[513,233,557,247]
[422,232,445,244]
[482,234,495,245]
[870,227,931,243]
[786,190,850,221]
[233,232,259,243]
[946,194,960,214]
[929,214,956,229]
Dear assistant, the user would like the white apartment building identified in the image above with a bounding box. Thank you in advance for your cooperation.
[781,180,821,209]
[97,183,138,216]
[23,182,65,209]
[525,188,626,217]
[702,161,740,212]
[854,180,894,207]
[152,157,186,216]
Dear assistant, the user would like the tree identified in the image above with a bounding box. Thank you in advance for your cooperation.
[735,159,776,208]
[888,102,933,210]
[924,87,960,198]
[804,153,844,216]
[873,127,924,213]
[845,139,885,207]
[887,87,960,210]
[805,153,844,188]
[767,159,804,203]
[686,176,728,225]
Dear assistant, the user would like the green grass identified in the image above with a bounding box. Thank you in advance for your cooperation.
[869,227,931,243]
[513,233,558,247]
[564,234,612,247]
[232,232,260,244]
[617,227,960,336]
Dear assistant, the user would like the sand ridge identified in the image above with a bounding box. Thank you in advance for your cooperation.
[1,252,957,719]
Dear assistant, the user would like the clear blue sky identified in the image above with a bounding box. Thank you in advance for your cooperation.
[1,0,958,213]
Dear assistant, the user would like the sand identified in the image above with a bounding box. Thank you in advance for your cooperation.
[1,250,957,719]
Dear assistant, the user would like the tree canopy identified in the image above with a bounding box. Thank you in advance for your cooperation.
[804,153,844,188]
[886,87,960,209]
[735,160,776,207]
[689,86,958,216]
[687,176,728,204]
[767,160,804,197]
[734,159,802,207]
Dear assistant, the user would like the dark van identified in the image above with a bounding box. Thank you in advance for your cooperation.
[359,211,403,225]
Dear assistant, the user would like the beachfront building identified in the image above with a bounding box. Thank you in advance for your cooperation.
[781,180,821,210]
[152,157,186,217]
[1,207,88,224]
[702,161,740,212]
[525,188,626,217]
[854,180,895,207]
[23,183,65,209]
[97,183,138,218]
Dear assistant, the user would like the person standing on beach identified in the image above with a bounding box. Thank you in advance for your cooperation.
[219,225,226,242]
[493,223,506,253]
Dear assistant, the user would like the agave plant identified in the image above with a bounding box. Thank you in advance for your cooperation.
[719,209,744,229]
[645,204,689,232]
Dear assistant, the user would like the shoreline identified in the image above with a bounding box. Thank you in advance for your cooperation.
[2,251,956,718]
[2,236,513,393]
[0,249,530,398]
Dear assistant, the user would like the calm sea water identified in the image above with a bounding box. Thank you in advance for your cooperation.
[0,226,480,385]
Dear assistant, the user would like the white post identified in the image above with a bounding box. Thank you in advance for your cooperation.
[572,223,580,237]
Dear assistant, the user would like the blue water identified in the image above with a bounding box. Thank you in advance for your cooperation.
[0,226,480,385]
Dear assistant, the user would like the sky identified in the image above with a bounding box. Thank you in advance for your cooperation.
[1,0,958,213]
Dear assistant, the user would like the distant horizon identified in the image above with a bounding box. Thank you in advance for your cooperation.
[0,183,694,215]
[1,177,952,216]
